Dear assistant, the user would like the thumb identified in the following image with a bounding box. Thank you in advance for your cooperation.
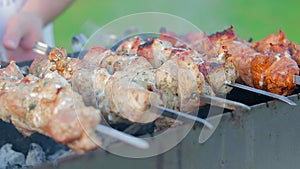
[2,16,25,50]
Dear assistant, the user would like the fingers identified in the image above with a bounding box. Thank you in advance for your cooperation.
[2,13,44,62]
[6,47,39,62]
[2,15,25,50]
[3,13,43,51]
[19,29,43,50]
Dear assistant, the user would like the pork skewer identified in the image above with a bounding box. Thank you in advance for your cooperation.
[0,62,149,153]
[81,46,250,112]
[162,28,300,95]
[31,44,214,128]
[181,27,298,105]
[113,37,251,110]
[35,37,251,111]
[0,63,100,153]
[115,34,295,106]
[207,27,299,94]
[35,32,252,111]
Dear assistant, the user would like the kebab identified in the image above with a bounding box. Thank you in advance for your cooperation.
[113,33,248,111]
[34,37,251,111]
[0,61,150,153]
[152,27,298,104]
[116,33,238,95]
[0,62,101,153]
[206,26,299,96]
[66,43,248,110]
[64,28,296,106]
[30,46,215,128]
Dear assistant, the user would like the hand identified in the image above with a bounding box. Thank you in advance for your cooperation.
[2,12,43,62]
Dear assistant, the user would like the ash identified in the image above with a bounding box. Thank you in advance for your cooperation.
[0,143,70,169]
[0,144,25,169]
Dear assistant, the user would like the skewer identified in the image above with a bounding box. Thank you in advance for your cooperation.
[293,75,300,85]
[108,31,300,107]
[36,41,296,116]
[96,124,149,149]
[32,41,215,126]
[198,94,251,111]
[33,41,53,56]
[154,105,213,129]
[225,82,296,106]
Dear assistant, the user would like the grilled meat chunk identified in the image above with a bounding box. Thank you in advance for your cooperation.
[208,26,299,95]
[183,31,217,57]
[29,48,80,80]
[263,53,299,95]
[0,61,24,92]
[136,35,236,94]
[137,38,173,68]
[0,71,101,153]
[30,49,163,124]
[29,56,53,78]
[252,29,300,66]
[0,62,24,122]
[116,36,145,54]
[104,72,162,123]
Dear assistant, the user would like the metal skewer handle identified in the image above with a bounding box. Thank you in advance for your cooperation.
[96,124,149,149]
[33,41,53,56]
[225,82,297,106]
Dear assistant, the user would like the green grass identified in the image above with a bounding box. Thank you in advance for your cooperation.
[53,0,300,51]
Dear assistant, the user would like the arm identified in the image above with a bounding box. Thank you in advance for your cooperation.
[2,0,74,61]
[20,0,74,26]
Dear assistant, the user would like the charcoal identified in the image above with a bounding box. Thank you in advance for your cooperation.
[25,143,46,167]
[0,144,25,169]
[0,120,68,156]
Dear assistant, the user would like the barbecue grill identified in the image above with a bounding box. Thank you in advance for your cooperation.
[0,83,299,169]
[1,46,300,168]
[34,90,300,169]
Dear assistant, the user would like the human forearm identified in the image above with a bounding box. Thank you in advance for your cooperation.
[20,0,74,26]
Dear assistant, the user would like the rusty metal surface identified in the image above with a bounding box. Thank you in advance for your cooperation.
[34,94,300,169]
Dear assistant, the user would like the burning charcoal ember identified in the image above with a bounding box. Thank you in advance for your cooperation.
[25,143,46,167]
[0,144,25,169]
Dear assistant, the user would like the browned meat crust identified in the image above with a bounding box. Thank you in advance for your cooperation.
[0,63,101,153]
[252,30,300,67]
[207,26,299,95]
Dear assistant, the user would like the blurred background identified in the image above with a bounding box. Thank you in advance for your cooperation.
[53,0,300,51]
